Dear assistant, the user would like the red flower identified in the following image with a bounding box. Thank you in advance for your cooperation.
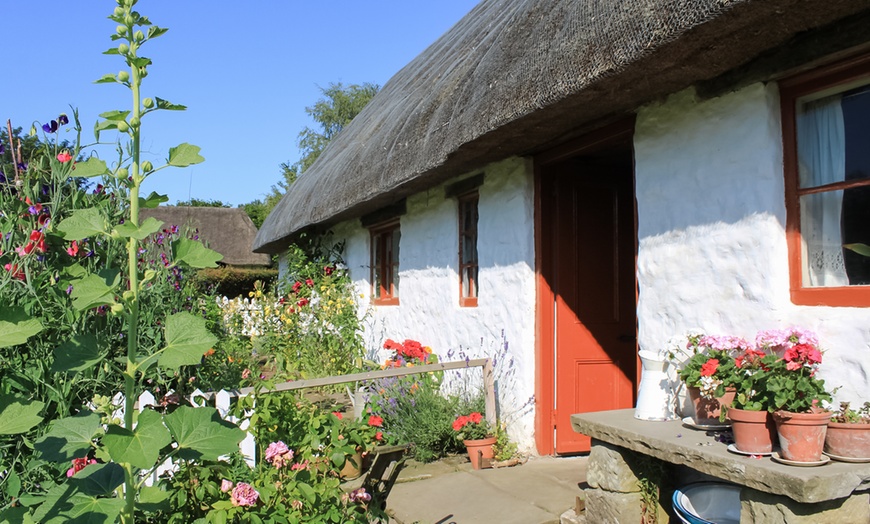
[699,358,719,377]
[368,415,383,427]
[452,415,469,431]
[4,263,25,280]
[468,412,483,424]
[324,265,334,276]
[305,278,314,287]
[375,431,383,441]
[297,297,309,307]
[332,411,343,420]
[292,281,302,293]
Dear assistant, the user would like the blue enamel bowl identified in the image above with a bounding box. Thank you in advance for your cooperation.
[672,482,741,524]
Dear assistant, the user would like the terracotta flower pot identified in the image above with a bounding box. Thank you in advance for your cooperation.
[773,410,832,462]
[340,450,364,480]
[824,422,870,459]
[727,408,777,453]
[463,437,496,470]
[688,386,736,421]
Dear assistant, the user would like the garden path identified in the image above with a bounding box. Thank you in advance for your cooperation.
[386,454,588,524]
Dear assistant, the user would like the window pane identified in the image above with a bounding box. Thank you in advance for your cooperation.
[800,189,870,286]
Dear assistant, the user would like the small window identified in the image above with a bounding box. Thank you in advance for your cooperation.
[370,220,400,306]
[781,54,870,306]
[458,192,479,307]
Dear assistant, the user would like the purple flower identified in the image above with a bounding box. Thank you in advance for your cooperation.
[66,285,74,295]
[0,144,4,154]
[58,114,69,125]
[349,488,371,504]
[42,120,58,134]
[17,162,27,171]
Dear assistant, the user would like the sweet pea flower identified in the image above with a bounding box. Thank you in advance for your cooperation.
[230,482,259,507]
[57,151,73,163]
[42,120,58,134]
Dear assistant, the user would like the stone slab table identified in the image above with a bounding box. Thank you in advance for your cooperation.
[571,409,870,522]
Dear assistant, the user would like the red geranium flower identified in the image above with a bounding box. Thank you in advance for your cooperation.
[699,358,719,377]
[368,415,383,427]
[452,415,469,431]
[468,412,483,424]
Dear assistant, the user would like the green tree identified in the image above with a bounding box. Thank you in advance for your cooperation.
[267,82,379,206]
[238,198,270,228]
[175,198,230,207]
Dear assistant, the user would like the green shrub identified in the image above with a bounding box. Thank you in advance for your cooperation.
[196,266,278,298]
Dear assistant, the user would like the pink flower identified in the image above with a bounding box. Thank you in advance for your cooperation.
[241,368,251,379]
[348,488,371,504]
[230,482,259,507]
[265,441,293,468]
[66,457,96,477]
[220,479,233,492]
[291,460,310,471]
[66,241,79,257]
[57,151,73,163]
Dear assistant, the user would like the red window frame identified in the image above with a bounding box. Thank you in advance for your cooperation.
[370,220,400,306]
[780,53,870,307]
[458,191,479,307]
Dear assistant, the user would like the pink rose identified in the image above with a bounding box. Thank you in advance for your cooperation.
[230,482,259,507]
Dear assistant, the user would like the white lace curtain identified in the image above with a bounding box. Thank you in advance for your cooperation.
[797,95,848,287]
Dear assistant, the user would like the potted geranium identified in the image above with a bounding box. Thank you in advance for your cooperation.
[721,347,779,453]
[824,401,870,461]
[673,334,743,421]
[759,329,832,463]
[452,412,494,470]
[330,411,386,479]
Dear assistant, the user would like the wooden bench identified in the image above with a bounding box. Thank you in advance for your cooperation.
[342,444,411,510]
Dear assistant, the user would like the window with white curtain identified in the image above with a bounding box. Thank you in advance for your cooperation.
[781,55,870,306]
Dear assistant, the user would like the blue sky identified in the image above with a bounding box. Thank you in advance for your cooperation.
[1,1,479,206]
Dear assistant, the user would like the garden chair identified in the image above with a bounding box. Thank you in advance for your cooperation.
[343,443,411,511]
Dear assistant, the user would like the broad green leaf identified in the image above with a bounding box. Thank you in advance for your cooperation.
[114,217,163,240]
[167,143,204,167]
[30,483,77,524]
[35,411,102,462]
[155,97,187,111]
[93,119,119,142]
[57,208,107,241]
[171,238,222,268]
[139,191,169,209]
[0,394,44,435]
[159,312,218,369]
[70,274,117,311]
[52,335,103,373]
[67,462,124,496]
[93,74,117,84]
[0,307,43,349]
[102,410,170,469]
[130,56,153,68]
[4,470,20,499]
[71,157,109,179]
[297,482,316,504]
[138,486,171,513]
[164,406,244,461]
[844,243,870,257]
[102,47,119,55]
[0,506,29,524]
[97,110,130,121]
[61,495,124,524]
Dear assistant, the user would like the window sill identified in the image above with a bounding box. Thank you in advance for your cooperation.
[373,297,400,306]
[459,297,478,308]
[791,286,870,307]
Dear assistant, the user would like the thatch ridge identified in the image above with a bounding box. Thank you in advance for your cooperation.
[141,206,271,267]
[255,0,867,253]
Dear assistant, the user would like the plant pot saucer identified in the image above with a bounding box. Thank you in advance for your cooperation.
[824,452,870,463]
[771,452,830,467]
[727,443,774,457]
[682,416,730,431]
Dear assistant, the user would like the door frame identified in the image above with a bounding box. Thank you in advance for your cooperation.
[533,118,638,455]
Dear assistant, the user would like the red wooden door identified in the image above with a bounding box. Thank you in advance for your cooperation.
[541,157,637,454]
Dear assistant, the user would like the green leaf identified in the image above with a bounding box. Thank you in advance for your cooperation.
[102,47,120,55]
[35,411,102,462]
[97,110,130,121]
[155,97,187,111]
[163,406,245,461]
[147,26,169,39]
[0,394,44,435]
[62,495,125,524]
[138,486,171,513]
[102,410,170,469]
[5,470,20,499]
[67,462,124,496]
[171,238,222,268]
[72,157,110,178]
[52,335,103,374]
[94,74,117,84]
[158,312,218,369]
[130,56,153,68]
[93,119,118,142]
[167,143,204,167]
[297,482,316,504]
[0,506,30,524]
[114,217,163,240]
[57,208,107,241]
[69,273,117,311]
[139,191,169,209]
[844,243,870,257]
[0,307,43,349]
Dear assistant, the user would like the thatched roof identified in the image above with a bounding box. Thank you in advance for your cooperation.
[142,206,271,267]
[254,0,868,253]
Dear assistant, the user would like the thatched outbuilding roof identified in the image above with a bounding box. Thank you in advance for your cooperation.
[142,206,271,267]
[254,0,869,253]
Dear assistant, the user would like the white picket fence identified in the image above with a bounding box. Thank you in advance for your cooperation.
[122,358,494,486]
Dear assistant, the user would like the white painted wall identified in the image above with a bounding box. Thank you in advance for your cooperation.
[329,157,538,451]
[634,83,870,406]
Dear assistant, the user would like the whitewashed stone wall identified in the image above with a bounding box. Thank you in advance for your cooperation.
[634,83,870,405]
[327,157,538,451]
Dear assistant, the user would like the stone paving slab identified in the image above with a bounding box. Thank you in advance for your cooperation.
[387,455,587,524]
